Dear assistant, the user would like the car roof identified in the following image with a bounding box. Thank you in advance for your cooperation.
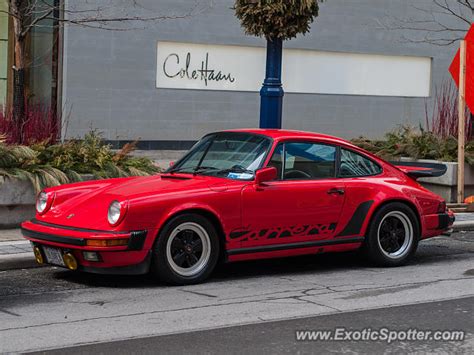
[222,128,358,148]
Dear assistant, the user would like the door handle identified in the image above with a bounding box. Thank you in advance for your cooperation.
[327,188,345,195]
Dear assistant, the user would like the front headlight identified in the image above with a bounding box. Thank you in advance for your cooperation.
[36,191,52,214]
[107,200,124,226]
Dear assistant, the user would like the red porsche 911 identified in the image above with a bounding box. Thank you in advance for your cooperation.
[22,129,455,284]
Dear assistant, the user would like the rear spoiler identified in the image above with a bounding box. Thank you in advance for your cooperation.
[390,161,447,179]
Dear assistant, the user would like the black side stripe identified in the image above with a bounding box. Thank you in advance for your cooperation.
[336,200,374,238]
[227,237,364,256]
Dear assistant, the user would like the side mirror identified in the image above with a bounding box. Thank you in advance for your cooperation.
[169,161,175,167]
[255,167,277,185]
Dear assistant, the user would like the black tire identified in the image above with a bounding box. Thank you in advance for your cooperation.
[365,203,420,267]
[151,213,220,285]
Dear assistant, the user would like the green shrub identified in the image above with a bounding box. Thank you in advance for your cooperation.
[0,131,161,192]
[352,125,474,164]
[234,0,323,40]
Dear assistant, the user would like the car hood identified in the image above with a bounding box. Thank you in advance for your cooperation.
[38,174,242,230]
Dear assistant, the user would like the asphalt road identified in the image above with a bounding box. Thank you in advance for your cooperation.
[36,297,473,355]
[0,233,473,353]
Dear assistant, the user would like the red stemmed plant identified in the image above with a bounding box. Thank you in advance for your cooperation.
[0,104,60,145]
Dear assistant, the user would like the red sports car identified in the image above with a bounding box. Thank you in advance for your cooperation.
[22,129,455,284]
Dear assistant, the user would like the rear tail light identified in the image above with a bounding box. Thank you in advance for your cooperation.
[437,201,447,213]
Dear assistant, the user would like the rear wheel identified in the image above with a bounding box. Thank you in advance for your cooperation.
[365,203,419,266]
[151,214,220,285]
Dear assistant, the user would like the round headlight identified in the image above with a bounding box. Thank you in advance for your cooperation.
[36,191,49,214]
[108,200,123,225]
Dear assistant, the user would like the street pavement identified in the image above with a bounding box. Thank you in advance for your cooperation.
[0,230,473,353]
[36,297,473,354]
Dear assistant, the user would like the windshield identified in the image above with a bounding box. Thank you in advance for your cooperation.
[167,132,272,180]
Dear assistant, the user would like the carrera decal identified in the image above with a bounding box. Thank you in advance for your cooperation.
[229,231,250,240]
[229,223,337,242]
[336,200,374,237]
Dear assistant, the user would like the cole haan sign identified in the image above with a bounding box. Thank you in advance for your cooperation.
[156,41,431,97]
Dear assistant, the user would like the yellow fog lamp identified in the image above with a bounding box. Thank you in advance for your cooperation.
[63,252,78,270]
[33,246,44,264]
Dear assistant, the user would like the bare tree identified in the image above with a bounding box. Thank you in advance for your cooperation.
[383,0,474,46]
[1,0,203,143]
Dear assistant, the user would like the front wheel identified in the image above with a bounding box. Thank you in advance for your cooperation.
[365,203,420,266]
[151,214,220,285]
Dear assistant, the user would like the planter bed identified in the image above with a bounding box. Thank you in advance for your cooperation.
[400,158,474,203]
[0,175,96,229]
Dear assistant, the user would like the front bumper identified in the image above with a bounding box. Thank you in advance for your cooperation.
[80,251,152,275]
[21,219,151,273]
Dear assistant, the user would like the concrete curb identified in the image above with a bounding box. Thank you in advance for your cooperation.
[452,221,474,232]
[0,253,39,271]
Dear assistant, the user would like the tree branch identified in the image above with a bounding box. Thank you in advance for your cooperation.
[382,0,473,46]
[21,9,54,38]
[6,0,210,37]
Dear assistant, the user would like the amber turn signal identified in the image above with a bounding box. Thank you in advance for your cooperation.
[86,239,129,247]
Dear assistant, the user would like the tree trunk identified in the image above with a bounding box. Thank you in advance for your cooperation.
[13,36,26,128]
[10,1,27,143]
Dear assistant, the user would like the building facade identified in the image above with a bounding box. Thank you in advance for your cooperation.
[2,0,463,147]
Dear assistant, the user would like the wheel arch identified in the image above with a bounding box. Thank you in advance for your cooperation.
[364,198,422,238]
[155,207,226,252]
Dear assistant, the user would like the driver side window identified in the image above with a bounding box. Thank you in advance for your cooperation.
[269,142,337,180]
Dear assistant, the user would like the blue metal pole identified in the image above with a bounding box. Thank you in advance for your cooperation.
[259,38,284,129]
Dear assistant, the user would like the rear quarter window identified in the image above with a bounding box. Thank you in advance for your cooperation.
[339,149,382,177]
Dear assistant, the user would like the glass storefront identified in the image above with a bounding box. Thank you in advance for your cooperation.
[27,0,59,107]
[0,0,58,108]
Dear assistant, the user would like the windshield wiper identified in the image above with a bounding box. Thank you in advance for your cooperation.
[166,166,193,174]
[166,166,219,175]
[193,166,220,175]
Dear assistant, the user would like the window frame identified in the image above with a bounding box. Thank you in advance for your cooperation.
[268,140,339,181]
[337,147,383,178]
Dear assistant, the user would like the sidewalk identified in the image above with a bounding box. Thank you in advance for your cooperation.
[450,212,474,232]
[0,230,37,270]
[2,214,474,270]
